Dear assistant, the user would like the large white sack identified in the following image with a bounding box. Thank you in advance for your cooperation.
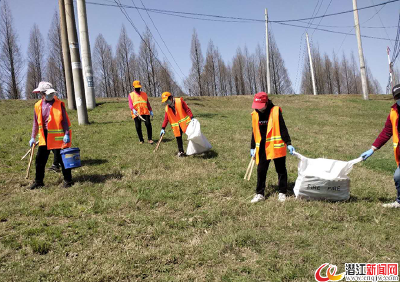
[293,152,362,201]
[185,119,212,155]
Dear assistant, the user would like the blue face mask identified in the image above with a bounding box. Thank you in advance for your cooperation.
[396,99,400,106]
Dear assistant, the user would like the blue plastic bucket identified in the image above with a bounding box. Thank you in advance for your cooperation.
[60,148,81,169]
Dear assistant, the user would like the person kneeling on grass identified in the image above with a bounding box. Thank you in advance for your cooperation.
[160,92,193,157]
[360,84,400,208]
[29,85,73,190]
[250,92,295,203]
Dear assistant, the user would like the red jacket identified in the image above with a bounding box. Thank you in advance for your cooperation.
[162,99,193,129]
[373,103,398,149]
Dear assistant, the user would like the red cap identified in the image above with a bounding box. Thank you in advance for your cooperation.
[252,92,268,109]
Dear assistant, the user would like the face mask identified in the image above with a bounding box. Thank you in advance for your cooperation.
[45,94,54,101]
[396,99,400,106]
[167,99,173,106]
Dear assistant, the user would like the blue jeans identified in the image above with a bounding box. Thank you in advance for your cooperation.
[394,166,400,203]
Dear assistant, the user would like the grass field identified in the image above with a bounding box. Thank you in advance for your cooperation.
[0,94,399,281]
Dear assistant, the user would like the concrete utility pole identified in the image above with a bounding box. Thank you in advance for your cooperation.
[77,0,96,109]
[59,0,76,110]
[306,33,317,95]
[265,8,271,94]
[352,0,369,100]
[65,0,89,124]
[387,47,394,92]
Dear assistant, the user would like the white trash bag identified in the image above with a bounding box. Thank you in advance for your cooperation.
[293,152,362,201]
[185,118,212,155]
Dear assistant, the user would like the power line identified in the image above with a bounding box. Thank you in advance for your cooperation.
[274,22,396,41]
[138,0,186,78]
[311,0,333,36]
[85,0,400,24]
[370,0,394,48]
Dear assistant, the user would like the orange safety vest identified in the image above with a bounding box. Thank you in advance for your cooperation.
[165,98,191,137]
[390,107,400,166]
[35,97,72,150]
[252,106,287,164]
[130,91,150,118]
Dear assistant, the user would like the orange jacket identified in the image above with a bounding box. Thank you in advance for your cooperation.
[130,91,150,118]
[165,98,191,137]
[252,106,286,164]
[390,108,400,165]
[35,97,71,150]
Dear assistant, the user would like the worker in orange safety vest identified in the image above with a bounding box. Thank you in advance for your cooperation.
[250,92,296,203]
[360,84,400,208]
[29,82,73,190]
[128,80,154,144]
[160,92,193,157]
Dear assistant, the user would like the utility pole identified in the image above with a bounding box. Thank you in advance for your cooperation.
[77,0,96,109]
[306,33,317,95]
[64,0,89,124]
[352,0,369,100]
[265,8,271,94]
[59,0,76,110]
[387,47,394,92]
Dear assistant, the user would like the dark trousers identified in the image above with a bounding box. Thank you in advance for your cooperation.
[256,142,288,195]
[52,149,62,167]
[176,127,184,153]
[134,115,152,142]
[35,131,72,184]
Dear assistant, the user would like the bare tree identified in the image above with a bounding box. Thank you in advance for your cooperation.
[332,51,342,94]
[0,0,23,99]
[116,25,134,96]
[269,33,293,94]
[203,40,218,96]
[341,52,351,94]
[323,53,334,94]
[349,51,361,94]
[232,47,246,95]
[93,34,113,97]
[188,29,204,96]
[46,11,66,99]
[255,44,267,93]
[138,27,159,97]
[110,54,122,97]
[25,24,45,99]
[300,53,313,94]
[244,46,257,94]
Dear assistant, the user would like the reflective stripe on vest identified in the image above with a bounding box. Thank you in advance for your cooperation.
[34,97,72,150]
[390,108,400,166]
[252,106,287,164]
[130,91,149,118]
[165,98,191,137]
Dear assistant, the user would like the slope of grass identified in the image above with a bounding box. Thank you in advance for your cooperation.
[0,94,399,281]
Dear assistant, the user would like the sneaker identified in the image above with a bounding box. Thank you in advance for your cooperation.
[62,180,74,188]
[29,181,44,190]
[382,201,400,208]
[148,140,154,144]
[177,152,186,158]
[278,193,286,202]
[250,194,265,203]
[48,164,61,173]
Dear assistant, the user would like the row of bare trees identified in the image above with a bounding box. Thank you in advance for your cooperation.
[300,45,382,95]
[185,29,294,96]
[0,0,391,99]
[92,26,183,98]
[0,0,65,100]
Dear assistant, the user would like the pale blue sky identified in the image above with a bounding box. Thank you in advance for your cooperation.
[5,0,400,93]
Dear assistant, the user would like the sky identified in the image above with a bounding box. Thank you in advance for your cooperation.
[4,0,400,94]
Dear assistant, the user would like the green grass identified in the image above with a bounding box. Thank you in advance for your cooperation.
[0,94,399,281]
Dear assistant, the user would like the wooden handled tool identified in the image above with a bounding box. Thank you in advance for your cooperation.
[153,134,164,153]
[25,142,36,179]
[21,141,39,160]
[244,157,256,181]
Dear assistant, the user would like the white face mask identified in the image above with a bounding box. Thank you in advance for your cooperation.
[167,99,173,106]
[45,94,54,101]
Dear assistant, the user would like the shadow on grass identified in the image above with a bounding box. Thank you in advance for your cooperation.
[74,172,123,184]
[348,195,393,203]
[81,159,108,166]
[266,182,296,198]
[90,120,131,125]
[96,102,107,107]
[195,113,218,118]
[192,149,218,159]
[159,137,174,143]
